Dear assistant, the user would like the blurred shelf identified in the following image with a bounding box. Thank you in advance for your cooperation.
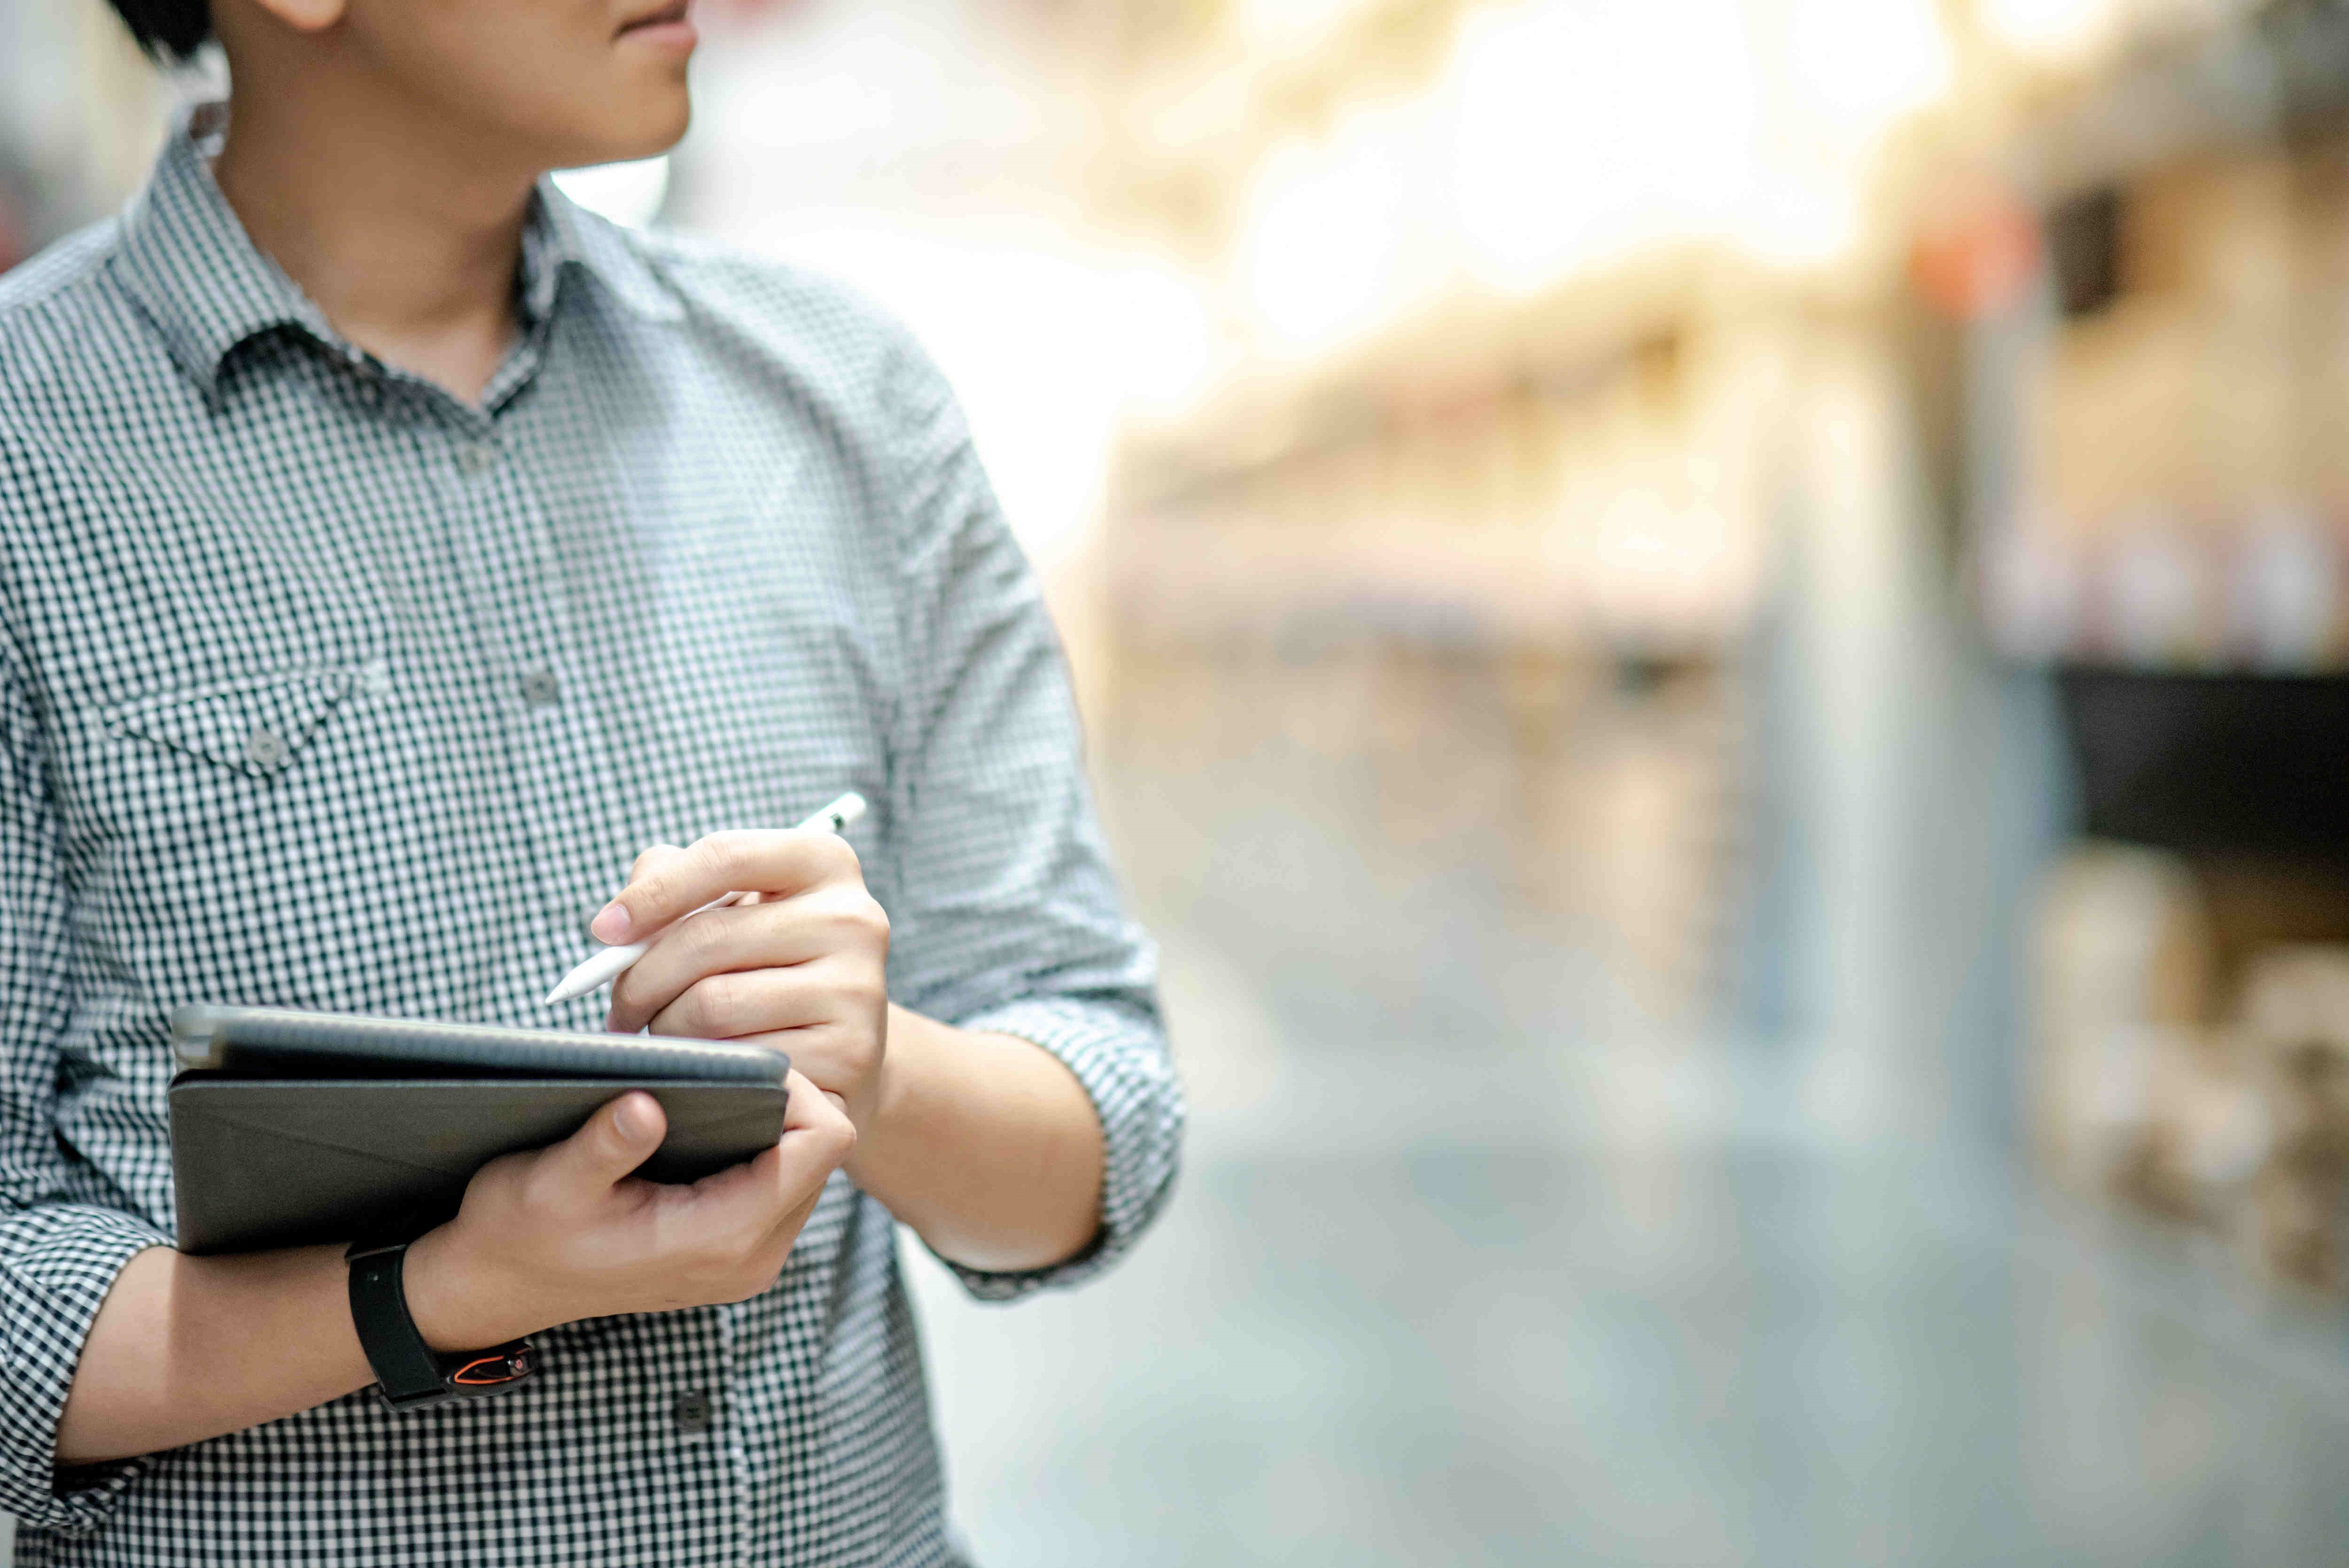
[2056,668,2349,861]
[1981,510,2349,673]
[1970,22,2349,677]
[2006,0,2349,204]
[1102,247,1814,662]
[1114,245,1817,510]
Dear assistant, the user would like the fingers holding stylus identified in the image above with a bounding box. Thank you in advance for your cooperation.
[605,904,887,1038]
[591,829,863,946]
[627,842,687,883]
[599,826,892,1133]
[544,798,867,1009]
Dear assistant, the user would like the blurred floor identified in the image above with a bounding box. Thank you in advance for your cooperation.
[904,653,2349,1568]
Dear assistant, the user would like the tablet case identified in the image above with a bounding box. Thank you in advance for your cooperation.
[168,1008,792,1257]
[171,1003,789,1083]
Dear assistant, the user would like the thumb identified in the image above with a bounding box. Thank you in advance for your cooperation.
[545,1091,667,1192]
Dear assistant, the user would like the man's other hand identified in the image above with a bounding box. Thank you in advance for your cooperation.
[596,829,893,1128]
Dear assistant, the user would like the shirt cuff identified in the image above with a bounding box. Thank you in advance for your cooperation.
[0,1205,174,1535]
[939,994,1183,1302]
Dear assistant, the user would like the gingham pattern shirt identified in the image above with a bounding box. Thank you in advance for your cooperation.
[0,118,1180,1567]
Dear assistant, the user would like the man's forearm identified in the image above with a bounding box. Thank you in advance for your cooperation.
[851,1006,1105,1273]
[55,1243,374,1466]
[60,1077,859,1469]
[57,1008,1099,1464]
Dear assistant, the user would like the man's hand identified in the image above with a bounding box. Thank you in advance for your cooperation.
[580,827,1103,1280]
[596,830,893,1128]
[59,1076,856,1466]
[404,1076,853,1351]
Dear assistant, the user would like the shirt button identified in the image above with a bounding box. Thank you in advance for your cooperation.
[522,668,561,707]
[245,728,285,768]
[673,1389,717,1435]
[458,442,498,475]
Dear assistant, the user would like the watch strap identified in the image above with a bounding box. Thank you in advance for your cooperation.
[346,1238,532,1410]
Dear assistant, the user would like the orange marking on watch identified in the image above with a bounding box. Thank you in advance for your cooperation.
[453,1355,524,1385]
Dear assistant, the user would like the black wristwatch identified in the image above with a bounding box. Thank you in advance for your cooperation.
[346,1237,534,1411]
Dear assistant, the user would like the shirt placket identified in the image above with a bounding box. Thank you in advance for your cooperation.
[428,399,742,1562]
[430,412,626,985]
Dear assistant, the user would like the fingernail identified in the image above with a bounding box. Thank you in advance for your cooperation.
[591,902,631,943]
[614,1095,648,1140]
[822,1091,848,1115]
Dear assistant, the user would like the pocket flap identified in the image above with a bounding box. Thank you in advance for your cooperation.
[111,669,356,780]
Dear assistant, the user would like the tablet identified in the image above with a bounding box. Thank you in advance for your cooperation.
[171,1003,790,1084]
[169,1005,791,1256]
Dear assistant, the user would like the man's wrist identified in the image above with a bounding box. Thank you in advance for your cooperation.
[401,1223,533,1352]
[832,1007,1108,1273]
[847,1005,941,1186]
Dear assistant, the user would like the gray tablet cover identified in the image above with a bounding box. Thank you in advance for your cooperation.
[171,1003,789,1083]
[168,1007,791,1257]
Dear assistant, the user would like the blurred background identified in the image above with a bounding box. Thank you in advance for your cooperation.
[13,0,2349,1561]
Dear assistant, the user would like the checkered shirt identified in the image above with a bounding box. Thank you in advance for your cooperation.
[0,117,1181,1567]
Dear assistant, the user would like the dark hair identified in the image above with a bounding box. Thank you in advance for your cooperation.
[105,0,212,62]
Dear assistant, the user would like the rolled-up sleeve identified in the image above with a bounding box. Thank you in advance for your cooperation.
[0,640,172,1532]
[874,332,1183,1301]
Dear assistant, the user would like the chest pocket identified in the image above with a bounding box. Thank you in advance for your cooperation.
[108,666,368,780]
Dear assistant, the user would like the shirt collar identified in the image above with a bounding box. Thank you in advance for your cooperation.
[112,112,334,393]
[113,109,683,396]
[525,174,685,328]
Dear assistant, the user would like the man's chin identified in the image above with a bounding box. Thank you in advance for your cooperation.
[548,93,690,174]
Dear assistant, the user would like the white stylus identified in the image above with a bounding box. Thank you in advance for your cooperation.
[540,792,867,1008]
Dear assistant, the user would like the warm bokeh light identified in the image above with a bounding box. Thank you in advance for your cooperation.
[1446,0,1758,291]
[1787,0,1952,137]
[1236,0,1374,55]
[1233,0,1950,335]
[1982,0,2123,59]
[1240,116,1419,352]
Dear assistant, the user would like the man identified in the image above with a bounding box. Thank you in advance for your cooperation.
[0,1,1182,1562]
